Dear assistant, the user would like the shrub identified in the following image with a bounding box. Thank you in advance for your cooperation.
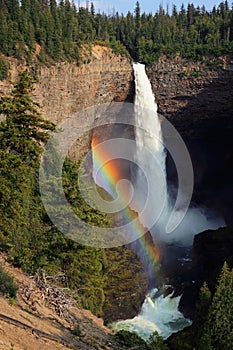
[113,330,169,350]
[71,325,82,337]
[113,330,148,349]
[0,56,9,81]
[177,71,187,79]
[0,263,18,298]
[190,70,200,78]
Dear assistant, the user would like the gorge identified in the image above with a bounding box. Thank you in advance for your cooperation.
[90,61,227,339]
[1,48,233,347]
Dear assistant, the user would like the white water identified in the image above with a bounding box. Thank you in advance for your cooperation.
[112,289,192,340]
[131,63,169,232]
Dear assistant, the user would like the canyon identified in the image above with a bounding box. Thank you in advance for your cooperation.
[1,47,233,341]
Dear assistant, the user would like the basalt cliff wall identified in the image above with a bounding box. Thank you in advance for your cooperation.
[147,55,233,318]
[147,54,233,136]
[1,52,233,159]
[147,55,233,224]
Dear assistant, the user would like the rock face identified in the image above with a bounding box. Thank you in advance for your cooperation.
[178,226,233,318]
[32,46,134,125]
[147,56,233,318]
[192,226,233,289]
[0,45,134,159]
[147,55,233,224]
[147,54,233,135]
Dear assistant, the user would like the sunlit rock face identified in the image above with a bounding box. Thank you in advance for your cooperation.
[0,46,134,160]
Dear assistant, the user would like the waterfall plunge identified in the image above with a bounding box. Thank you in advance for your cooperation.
[111,288,192,340]
[131,63,169,234]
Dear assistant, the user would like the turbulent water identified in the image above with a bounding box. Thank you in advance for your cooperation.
[112,288,192,340]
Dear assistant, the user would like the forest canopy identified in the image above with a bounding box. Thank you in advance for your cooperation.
[0,0,233,66]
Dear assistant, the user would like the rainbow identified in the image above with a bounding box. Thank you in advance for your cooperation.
[91,135,160,264]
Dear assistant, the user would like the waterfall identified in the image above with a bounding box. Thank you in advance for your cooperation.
[131,63,169,232]
[131,62,225,246]
[91,62,225,340]
[112,63,224,340]
[112,64,192,339]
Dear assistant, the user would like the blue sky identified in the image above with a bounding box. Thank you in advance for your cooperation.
[79,1,222,14]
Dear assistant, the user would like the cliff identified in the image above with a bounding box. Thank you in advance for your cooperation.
[147,54,233,137]
[192,226,233,291]
[1,50,233,332]
[147,55,233,225]
[175,225,233,319]
[147,56,233,318]
[0,45,134,159]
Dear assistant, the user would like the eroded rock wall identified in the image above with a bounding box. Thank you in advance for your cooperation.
[0,45,134,158]
[147,54,233,137]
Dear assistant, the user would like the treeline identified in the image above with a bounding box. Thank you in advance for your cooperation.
[125,1,233,63]
[0,71,146,318]
[0,0,128,64]
[1,0,233,67]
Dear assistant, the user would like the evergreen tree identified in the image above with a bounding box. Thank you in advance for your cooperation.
[196,282,213,350]
[208,262,233,349]
[197,262,233,350]
[0,70,56,161]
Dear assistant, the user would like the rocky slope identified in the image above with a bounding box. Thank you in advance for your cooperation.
[0,252,121,350]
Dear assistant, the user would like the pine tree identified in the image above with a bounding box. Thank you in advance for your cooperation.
[208,262,233,350]
[0,70,56,161]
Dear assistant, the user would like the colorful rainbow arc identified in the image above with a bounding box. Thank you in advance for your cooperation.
[91,136,160,264]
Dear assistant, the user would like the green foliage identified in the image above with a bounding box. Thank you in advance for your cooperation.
[110,39,130,57]
[177,71,187,79]
[148,332,169,350]
[0,71,112,317]
[1,1,233,65]
[194,282,212,334]
[0,150,36,246]
[0,70,56,161]
[113,330,168,350]
[103,246,147,324]
[189,70,200,78]
[71,325,82,337]
[207,262,233,349]
[113,330,148,349]
[0,56,9,80]
[62,158,111,228]
[0,77,145,317]
[0,263,18,298]
[170,263,233,350]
